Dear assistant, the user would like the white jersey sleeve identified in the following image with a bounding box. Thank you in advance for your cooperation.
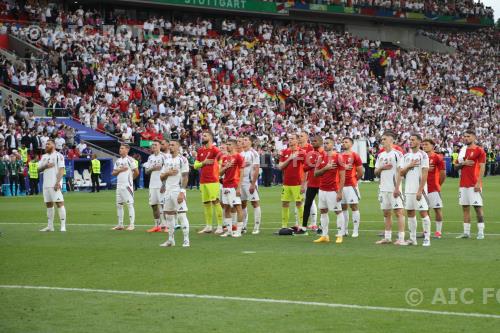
[378,150,403,192]
[41,152,64,188]
[146,153,165,189]
[115,156,135,188]
[402,150,429,194]
[241,149,260,185]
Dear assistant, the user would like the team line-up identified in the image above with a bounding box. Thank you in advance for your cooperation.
[36,129,487,248]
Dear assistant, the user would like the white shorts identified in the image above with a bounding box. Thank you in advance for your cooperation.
[221,187,242,207]
[149,188,162,206]
[116,186,134,204]
[427,191,443,209]
[459,187,483,206]
[162,190,187,212]
[240,184,260,202]
[43,187,64,203]
[318,190,342,212]
[341,186,361,205]
[404,193,429,211]
[378,191,404,210]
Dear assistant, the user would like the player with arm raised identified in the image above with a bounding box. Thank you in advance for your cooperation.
[159,140,190,247]
[144,140,165,233]
[454,130,486,239]
[422,138,446,238]
[313,137,345,244]
[240,136,262,235]
[399,134,431,246]
[220,139,245,238]
[194,131,223,234]
[112,144,139,231]
[38,139,67,232]
[278,133,306,231]
[340,137,363,238]
[374,131,406,245]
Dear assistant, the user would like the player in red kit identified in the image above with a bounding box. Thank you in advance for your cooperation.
[454,130,486,239]
[278,133,307,230]
[194,131,223,234]
[422,139,446,238]
[220,139,245,237]
[313,137,345,244]
[340,137,364,238]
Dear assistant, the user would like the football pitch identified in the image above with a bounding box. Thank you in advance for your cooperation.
[1,177,499,332]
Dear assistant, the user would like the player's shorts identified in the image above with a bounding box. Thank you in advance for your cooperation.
[240,184,260,202]
[281,185,303,202]
[318,190,342,212]
[404,193,429,211]
[162,190,187,212]
[459,187,483,206]
[341,186,361,205]
[43,187,64,203]
[221,187,242,207]
[116,186,134,204]
[148,188,162,205]
[378,191,404,210]
[427,191,443,209]
[200,182,220,203]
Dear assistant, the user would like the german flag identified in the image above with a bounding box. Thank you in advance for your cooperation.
[278,89,290,102]
[321,46,332,60]
[265,87,277,101]
[469,86,486,97]
[252,77,262,90]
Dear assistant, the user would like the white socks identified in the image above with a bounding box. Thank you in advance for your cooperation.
[224,217,233,235]
[385,230,392,240]
[166,214,175,241]
[116,204,124,226]
[58,206,66,230]
[436,220,443,233]
[398,232,405,242]
[242,207,248,228]
[154,218,160,227]
[254,206,261,231]
[464,223,471,235]
[178,213,190,241]
[352,210,360,234]
[478,222,485,235]
[342,210,349,234]
[310,201,317,226]
[160,213,166,227]
[127,203,135,227]
[47,207,55,229]
[320,213,329,236]
[337,213,345,237]
[294,206,299,225]
[408,216,417,241]
[422,216,431,241]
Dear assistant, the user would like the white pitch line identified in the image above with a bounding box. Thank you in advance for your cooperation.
[0,285,499,320]
[1,222,500,236]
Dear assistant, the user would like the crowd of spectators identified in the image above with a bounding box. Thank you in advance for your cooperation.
[0,1,498,193]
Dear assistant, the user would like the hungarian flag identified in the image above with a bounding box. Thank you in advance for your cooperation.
[469,86,486,97]
[321,46,332,60]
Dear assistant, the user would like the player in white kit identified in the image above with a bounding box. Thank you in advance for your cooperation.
[240,136,262,235]
[398,134,432,246]
[112,144,139,231]
[160,140,190,247]
[38,139,67,232]
[374,131,406,245]
[144,140,166,232]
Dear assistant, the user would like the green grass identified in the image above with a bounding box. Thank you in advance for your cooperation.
[0,177,499,332]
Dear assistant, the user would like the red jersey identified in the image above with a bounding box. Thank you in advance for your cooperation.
[460,146,486,188]
[196,145,221,184]
[341,151,362,187]
[301,143,314,154]
[279,148,306,186]
[221,154,244,188]
[317,152,345,192]
[303,148,323,188]
[427,152,445,193]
